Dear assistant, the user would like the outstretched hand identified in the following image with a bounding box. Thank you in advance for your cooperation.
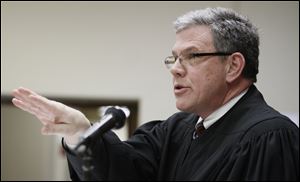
[12,87,91,145]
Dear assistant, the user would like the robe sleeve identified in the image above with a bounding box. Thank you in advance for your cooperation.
[63,120,166,181]
[217,120,299,181]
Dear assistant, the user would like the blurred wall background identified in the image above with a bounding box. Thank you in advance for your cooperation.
[1,1,299,180]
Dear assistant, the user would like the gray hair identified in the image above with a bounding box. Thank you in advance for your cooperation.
[174,7,259,82]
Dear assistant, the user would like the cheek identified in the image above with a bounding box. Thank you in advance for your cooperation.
[192,67,226,93]
[206,63,227,81]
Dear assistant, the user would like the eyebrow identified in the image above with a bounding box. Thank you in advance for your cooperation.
[172,46,201,56]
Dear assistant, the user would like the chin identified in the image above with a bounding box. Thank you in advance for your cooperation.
[176,101,193,113]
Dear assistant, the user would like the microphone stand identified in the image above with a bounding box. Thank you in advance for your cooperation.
[72,106,129,181]
[75,141,94,181]
[73,113,114,181]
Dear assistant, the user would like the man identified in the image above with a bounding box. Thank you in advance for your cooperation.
[12,7,299,180]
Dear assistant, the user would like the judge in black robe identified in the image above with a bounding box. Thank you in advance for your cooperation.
[63,85,299,181]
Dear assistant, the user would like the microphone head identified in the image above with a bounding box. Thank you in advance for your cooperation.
[113,106,130,118]
[104,106,130,129]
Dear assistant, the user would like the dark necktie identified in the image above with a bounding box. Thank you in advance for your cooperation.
[193,122,205,139]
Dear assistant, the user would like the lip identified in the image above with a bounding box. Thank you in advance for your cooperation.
[174,84,190,95]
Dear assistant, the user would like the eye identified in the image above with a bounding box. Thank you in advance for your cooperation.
[187,53,201,60]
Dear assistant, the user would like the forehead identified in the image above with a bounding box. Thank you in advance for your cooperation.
[172,25,214,54]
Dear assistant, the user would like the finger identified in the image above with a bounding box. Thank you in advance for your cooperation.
[12,98,39,115]
[12,98,54,123]
[12,89,29,103]
[29,95,75,125]
[12,87,37,101]
[29,94,59,118]
[12,89,42,113]
[13,88,54,118]
[18,87,39,96]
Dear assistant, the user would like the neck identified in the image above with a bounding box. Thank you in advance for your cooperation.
[199,79,252,119]
[222,78,252,106]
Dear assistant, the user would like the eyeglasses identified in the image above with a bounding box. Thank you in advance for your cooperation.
[164,52,232,69]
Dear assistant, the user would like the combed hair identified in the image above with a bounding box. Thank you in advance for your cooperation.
[174,7,259,82]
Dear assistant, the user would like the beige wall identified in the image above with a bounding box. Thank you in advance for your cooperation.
[1,1,299,180]
[1,105,69,180]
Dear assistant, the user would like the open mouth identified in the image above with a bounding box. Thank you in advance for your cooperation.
[175,85,184,90]
[174,84,189,95]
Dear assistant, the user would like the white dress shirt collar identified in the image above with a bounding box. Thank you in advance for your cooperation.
[196,88,248,129]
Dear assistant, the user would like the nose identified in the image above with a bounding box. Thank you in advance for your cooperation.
[170,58,186,77]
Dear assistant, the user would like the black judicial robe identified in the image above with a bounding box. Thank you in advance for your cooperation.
[63,85,299,181]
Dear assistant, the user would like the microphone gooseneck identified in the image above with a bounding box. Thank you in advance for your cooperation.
[75,106,130,150]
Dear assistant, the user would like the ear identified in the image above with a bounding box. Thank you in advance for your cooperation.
[225,52,245,83]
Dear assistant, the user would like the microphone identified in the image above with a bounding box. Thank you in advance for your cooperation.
[75,106,130,149]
